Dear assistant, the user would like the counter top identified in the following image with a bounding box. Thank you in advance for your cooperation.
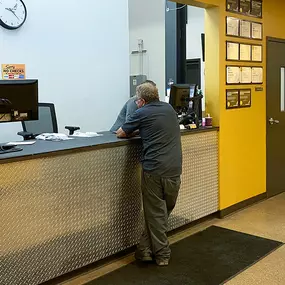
[0,127,219,163]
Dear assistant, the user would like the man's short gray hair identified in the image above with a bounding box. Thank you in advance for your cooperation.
[136,83,159,104]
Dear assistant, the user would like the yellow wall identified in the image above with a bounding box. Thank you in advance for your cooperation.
[176,0,285,210]
[263,1,285,39]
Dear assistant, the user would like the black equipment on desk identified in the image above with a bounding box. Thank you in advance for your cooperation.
[169,84,203,127]
[17,103,80,140]
[0,80,38,154]
[178,94,203,127]
[0,80,38,123]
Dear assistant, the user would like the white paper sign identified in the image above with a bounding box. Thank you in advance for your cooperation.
[227,66,240,84]
[240,44,252,61]
[252,67,263,83]
[227,17,239,37]
[227,42,239,60]
[240,67,252,84]
[252,22,262,39]
[252,45,262,62]
[240,20,251,38]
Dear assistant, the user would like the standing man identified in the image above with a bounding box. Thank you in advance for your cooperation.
[117,83,182,266]
[110,80,156,132]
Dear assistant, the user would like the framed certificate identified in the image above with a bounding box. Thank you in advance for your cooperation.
[252,45,262,62]
[240,67,252,84]
[240,20,251,38]
[226,66,240,84]
[226,89,239,109]
[252,22,262,39]
[240,44,252,61]
[239,89,251,107]
[239,0,251,15]
[251,0,263,18]
[226,17,239,37]
[252,67,263,83]
[226,0,239,12]
[226,41,239,61]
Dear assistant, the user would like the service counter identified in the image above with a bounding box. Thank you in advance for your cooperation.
[1,128,219,285]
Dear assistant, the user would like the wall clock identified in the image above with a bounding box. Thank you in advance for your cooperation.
[0,0,27,30]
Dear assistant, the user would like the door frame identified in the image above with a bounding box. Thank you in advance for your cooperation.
[176,4,187,84]
[266,36,285,197]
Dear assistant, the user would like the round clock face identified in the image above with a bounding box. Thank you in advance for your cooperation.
[0,0,27,30]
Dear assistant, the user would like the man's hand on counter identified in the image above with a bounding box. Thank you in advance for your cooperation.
[116,128,139,138]
[116,127,127,138]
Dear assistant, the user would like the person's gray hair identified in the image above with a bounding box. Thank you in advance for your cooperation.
[143,80,156,87]
[136,83,159,104]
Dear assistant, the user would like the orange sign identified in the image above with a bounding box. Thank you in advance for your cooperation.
[1,64,26,80]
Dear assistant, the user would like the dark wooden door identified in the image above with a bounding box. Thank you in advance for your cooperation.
[266,37,285,197]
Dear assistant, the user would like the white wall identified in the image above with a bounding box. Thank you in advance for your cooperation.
[186,6,205,100]
[128,0,165,96]
[0,0,129,143]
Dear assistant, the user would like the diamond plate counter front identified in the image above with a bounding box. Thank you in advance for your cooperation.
[0,131,218,285]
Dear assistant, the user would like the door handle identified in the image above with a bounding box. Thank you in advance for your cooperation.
[269,118,280,125]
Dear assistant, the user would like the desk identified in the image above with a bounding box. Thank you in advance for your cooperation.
[1,128,219,285]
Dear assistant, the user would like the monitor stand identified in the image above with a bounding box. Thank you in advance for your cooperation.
[0,145,23,155]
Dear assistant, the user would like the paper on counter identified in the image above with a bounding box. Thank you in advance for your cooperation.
[36,133,73,141]
[6,140,36,146]
[69,131,103,138]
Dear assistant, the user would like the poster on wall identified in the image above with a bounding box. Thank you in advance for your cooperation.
[239,89,251,107]
[252,67,263,83]
[226,90,239,109]
[239,0,251,15]
[240,44,252,61]
[251,22,263,39]
[1,64,26,80]
[240,20,251,38]
[226,0,239,12]
[251,0,263,18]
[226,42,239,61]
[240,67,252,84]
[226,17,239,37]
[252,45,262,62]
[227,66,241,84]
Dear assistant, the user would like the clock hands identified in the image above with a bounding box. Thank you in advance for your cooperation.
[5,7,20,20]
[0,1,26,29]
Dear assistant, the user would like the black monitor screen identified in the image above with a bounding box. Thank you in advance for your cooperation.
[0,80,38,123]
[169,84,190,113]
[169,84,198,113]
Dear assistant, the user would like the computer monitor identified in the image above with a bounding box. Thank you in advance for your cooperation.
[0,80,38,123]
[169,83,203,126]
[169,84,199,114]
[169,84,191,114]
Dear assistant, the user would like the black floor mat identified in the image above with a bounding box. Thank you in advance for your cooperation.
[87,226,283,285]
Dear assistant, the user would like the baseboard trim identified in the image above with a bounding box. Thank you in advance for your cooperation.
[219,193,267,218]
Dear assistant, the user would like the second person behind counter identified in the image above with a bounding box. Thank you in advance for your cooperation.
[110,80,157,133]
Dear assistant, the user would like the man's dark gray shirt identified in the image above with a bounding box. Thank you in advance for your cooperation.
[121,101,182,177]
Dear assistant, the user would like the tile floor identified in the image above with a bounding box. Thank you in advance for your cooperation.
[60,193,285,285]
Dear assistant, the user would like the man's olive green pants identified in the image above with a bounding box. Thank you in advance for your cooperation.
[137,171,181,260]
